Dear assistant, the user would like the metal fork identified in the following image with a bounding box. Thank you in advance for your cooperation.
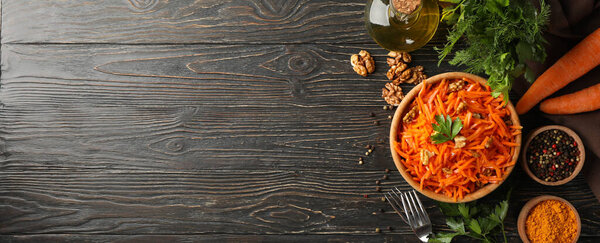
[385,188,432,242]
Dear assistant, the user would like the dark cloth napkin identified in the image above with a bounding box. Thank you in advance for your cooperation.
[514,0,600,201]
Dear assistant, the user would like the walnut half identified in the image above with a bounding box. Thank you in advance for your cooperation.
[387,65,426,85]
[351,50,375,77]
[420,149,435,166]
[456,101,467,113]
[386,51,411,66]
[454,136,467,149]
[403,105,418,124]
[382,82,404,106]
[448,79,466,93]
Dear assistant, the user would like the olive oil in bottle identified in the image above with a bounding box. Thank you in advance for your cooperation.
[365,0,439,52]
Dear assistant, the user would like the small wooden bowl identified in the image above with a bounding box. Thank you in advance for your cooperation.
[521,125,585,186]
[517,195,581,243]
[389,72,521,203]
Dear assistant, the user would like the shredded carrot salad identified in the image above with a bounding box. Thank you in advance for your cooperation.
[394,78,521,201]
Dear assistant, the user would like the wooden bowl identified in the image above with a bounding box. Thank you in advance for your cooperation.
[517,195,581,243]
[389,72,521,203]
[521,125,585,186]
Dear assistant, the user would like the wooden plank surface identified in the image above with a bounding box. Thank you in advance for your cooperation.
[1,169,599,235]
[15,235,600,243]
[0,44,453,171]
[1,0,368,44]
[0,169,415,234]
[0,234,420,243]
[1,0,600,241]
[0,0,449,45]
[1,43,449,108]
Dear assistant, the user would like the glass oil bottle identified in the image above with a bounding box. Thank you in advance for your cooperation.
[365,0,439,52]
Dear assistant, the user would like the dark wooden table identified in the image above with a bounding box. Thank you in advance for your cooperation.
[1,1,599,242]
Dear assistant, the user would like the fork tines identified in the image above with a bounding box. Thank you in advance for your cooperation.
[385,188,432,242]
[384,188,431,227]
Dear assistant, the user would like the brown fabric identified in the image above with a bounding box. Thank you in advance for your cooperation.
[516,0,600,201]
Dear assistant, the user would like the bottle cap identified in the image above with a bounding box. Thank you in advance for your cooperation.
[393,0,421,14]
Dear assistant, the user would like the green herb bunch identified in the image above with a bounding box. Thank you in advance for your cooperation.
[429,192,511,243]
[437,0,550,100]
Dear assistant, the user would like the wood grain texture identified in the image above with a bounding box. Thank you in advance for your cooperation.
[6,235,598,243]
[1,43,599,238]
[4,235,598,243]
[1,0,600,241]
[0,169,424,234]
[0,44,453,171]
[3,235,599,243]
[0,104,397,171]
[0,234,421,243]
[0,0,448,45]
[1,169,599,236]
[1,43,452,107]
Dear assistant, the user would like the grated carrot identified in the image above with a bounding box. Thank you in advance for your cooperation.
[396,78,521,201]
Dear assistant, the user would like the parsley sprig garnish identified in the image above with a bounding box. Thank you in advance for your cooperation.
[431,115,463,144]
[429,190,512,243]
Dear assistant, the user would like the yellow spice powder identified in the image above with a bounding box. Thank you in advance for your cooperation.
[525,199,577,243]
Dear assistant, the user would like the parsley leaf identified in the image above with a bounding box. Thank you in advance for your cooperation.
[429,232,460,243]
[446,217,466,234]
[431,115,463,144]
[458,203,470,219]
[495,201,509,222]
[439,202,461,217]
[468,219,482,235]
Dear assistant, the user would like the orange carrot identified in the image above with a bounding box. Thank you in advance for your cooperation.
[516,28,600,114]
[540,82,600,114]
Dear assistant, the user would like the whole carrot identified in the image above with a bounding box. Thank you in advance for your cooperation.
[516,28,600,114]
[540,83,600,114]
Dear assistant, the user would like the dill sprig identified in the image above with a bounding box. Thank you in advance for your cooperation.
[437,0,550,101]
